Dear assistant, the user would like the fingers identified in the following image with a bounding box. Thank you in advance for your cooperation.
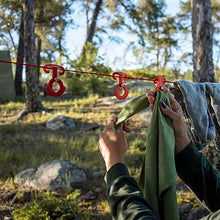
[146,91,155,111]
[167,90,176,104]
[160,101,179,121]
[104,115,131,134]
[104,115,117,131]
[167,91,181,112]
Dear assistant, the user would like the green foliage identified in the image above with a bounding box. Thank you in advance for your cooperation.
[12,190,84,220]
[34,0,72,63]
[66,76,86,96]
[130,138,147,152]
[126,68,157,79]
[108,0,179,71]
[183,70,193,82]
[0,101,24,114]
[68,43,112,96]
[215,67,220,82]
[0,0,72,62]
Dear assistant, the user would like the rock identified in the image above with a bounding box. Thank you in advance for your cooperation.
[92,171,102,178]
[80,191,96,201]
[14,168,37,188]
[80,123,100,132]
[97,96,132,108]
[14,160,86,193]
[94,187,103,193]
[97,96,118,106]
[46,114,75,130]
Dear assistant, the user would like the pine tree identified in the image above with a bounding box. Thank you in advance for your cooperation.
[24,0,42,112]
[192,0,216,82]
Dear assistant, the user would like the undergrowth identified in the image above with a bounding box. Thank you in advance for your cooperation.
[12,190,89,220]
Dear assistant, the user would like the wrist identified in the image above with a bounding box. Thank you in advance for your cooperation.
[106,157,125,171]
[175,134,191,154]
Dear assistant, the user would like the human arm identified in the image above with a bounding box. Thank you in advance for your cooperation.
[147,91,220,211]
[175,142,220,212]
[105,163,159,219]
[99,115,160,219]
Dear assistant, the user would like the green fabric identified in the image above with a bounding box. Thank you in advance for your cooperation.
[139,90,179,220]
[115,94,149,128]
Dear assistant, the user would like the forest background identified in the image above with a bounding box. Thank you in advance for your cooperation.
[0,0,220,219]
[1,0,220,94]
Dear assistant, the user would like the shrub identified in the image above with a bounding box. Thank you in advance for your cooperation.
[67,42,112,96]
[66,76,87,96]
[12,190,86,220]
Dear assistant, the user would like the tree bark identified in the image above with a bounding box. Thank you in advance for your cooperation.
[36,37,41,84]
[23,0,42,112]
[190,0,219,171]
[15,11,24,96]
[80,0,103,58]
[86,0,103,43]
[192,0,216,82]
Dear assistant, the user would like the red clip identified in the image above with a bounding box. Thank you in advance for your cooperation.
[112,72,129,99]
[44,64,66,97]
[153,77,167,95]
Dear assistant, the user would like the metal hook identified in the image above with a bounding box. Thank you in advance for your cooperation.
[112,72,129,99]
[153,76,167,95]
[44,64,66,97]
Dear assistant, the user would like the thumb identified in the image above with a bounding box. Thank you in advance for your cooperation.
[160,100,178,121]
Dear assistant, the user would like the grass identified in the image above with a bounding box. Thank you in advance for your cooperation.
[0,126,104,179]
[0,93,206,219]
[0,101,24,115]
[0,94,122,219]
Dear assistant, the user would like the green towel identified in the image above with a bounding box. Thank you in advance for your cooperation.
[115,91,178,220]
[115,94,149,128]
[139,90,178,220]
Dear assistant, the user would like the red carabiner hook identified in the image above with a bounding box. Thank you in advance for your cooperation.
[44,64,66,97]
[112,72,129,99]
[153,76,167,95]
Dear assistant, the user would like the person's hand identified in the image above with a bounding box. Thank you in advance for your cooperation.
[147,91,190,154]
[99,115,130,171]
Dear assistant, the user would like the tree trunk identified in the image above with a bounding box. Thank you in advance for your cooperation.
[192,0,216,82]
[86,0,103,43]
[192,0,219,171]
[80,0,103,58]
[36,4,43,84]
[15,11,24,96]
[23,0,42,112]
[36,37,41,84]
